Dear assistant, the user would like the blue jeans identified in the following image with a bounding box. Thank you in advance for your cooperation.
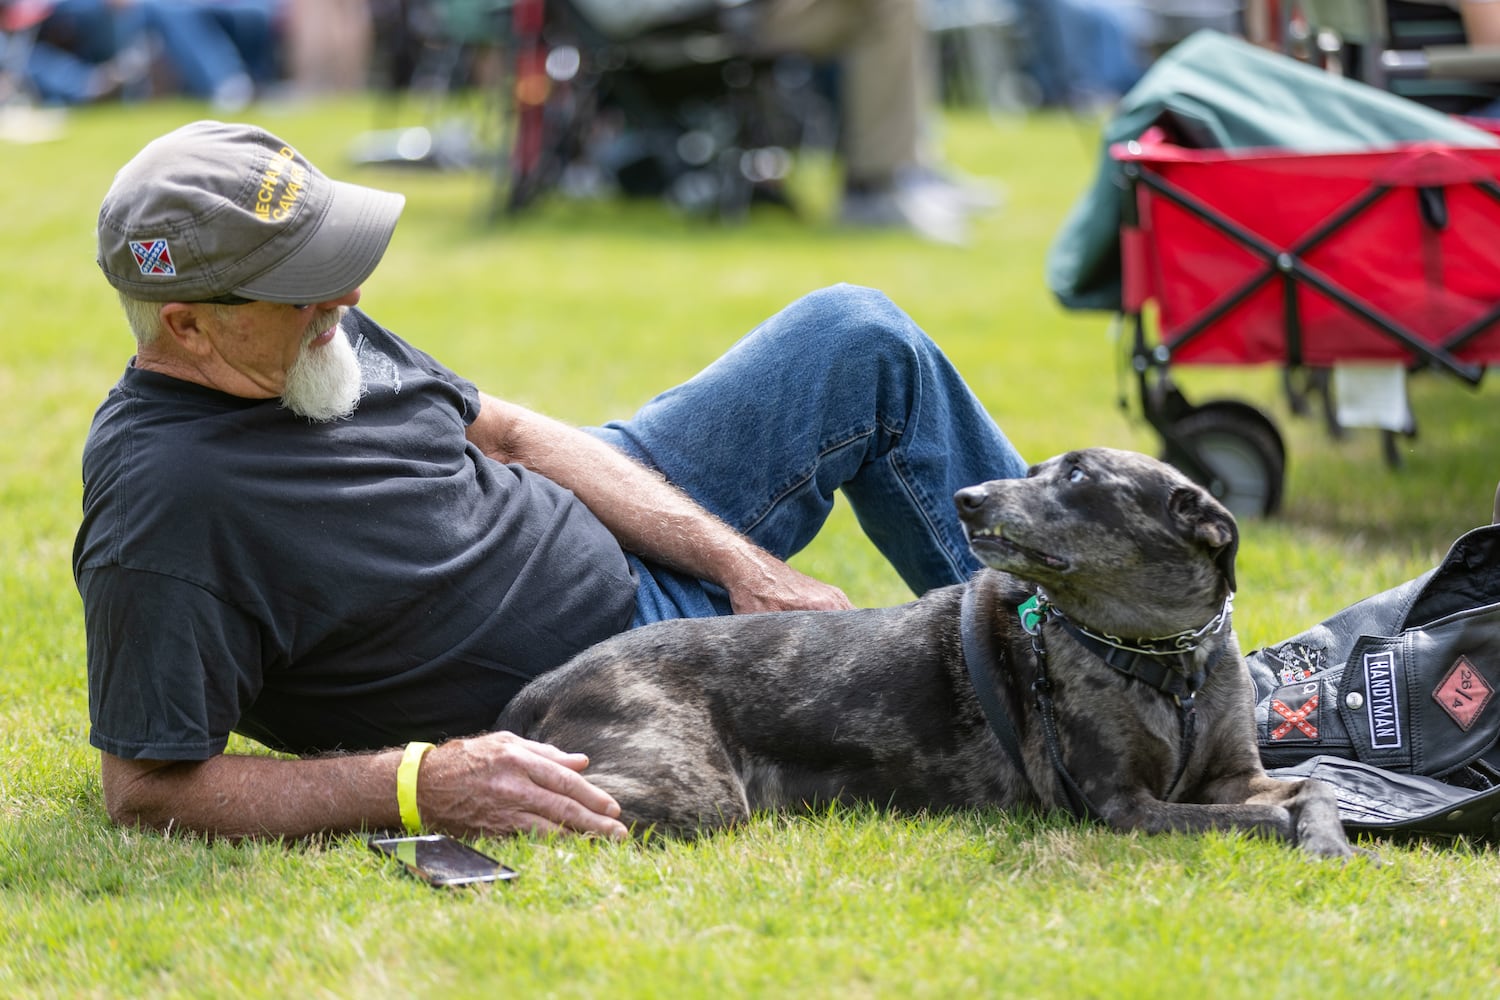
[142,0,280,98]
[24,0,278,104]
[1026,0,1149,107]
[25,0,141,105]
[587,284,1029,625]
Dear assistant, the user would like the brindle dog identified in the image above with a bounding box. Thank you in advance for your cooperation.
[498,448,1355,856]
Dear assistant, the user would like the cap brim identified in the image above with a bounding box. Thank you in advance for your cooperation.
[233,180,405,304]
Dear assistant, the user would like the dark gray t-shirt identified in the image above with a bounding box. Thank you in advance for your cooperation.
[74,310,637,759]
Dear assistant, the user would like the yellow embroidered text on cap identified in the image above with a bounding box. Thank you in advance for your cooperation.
[254,146,307,223]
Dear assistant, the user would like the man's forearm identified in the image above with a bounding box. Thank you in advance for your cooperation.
[468,393,852,612]
[100,734,628,841]
[101,750,403,839]
[470,394,765,586]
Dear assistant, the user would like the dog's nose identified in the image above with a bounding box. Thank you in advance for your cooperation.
[954,486,989,517]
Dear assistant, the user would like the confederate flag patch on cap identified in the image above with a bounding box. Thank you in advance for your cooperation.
[129,238,176,276]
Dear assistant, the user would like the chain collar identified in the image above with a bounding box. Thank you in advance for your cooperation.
[1018,590,1233,656]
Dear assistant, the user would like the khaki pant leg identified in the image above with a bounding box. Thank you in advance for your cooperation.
[757,0,926,182]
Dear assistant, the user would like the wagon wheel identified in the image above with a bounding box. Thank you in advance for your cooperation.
[1160,401,1287,518]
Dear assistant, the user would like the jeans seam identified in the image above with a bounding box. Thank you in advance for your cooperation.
[889,447,971,583]
[889,343,970,586]
[739,423,887,537]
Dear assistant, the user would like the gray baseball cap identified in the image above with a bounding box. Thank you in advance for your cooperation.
[97,120,405,304]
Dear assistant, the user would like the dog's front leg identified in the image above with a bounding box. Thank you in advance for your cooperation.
[1235,774,1360,859]
[1098,778,1361,858]
[1190,772,1359,859]
[1095,788,1297,845]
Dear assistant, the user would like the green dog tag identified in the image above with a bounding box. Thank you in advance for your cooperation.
[1019,595,1045,635]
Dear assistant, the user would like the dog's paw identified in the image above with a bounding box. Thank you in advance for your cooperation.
[1299,830,1379,864]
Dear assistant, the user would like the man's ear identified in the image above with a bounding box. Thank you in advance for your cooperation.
[156,302,214,357]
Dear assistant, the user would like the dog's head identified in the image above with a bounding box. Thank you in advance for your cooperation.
[955,448,1238,636]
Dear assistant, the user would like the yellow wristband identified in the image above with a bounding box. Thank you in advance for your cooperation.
[397,741,435,834]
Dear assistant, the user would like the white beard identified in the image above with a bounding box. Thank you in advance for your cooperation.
[280,308,362,422]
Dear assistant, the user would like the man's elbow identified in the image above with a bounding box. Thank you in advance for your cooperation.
[99,753,189,832]
[104,794,155,830]
[102,782,164,832]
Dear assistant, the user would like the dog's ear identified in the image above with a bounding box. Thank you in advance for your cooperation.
[1167,486,1239,592]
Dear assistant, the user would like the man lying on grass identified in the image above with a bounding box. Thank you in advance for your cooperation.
[76,120,1029,842]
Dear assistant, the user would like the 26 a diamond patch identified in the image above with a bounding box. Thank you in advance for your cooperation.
[1433,655,1493,732]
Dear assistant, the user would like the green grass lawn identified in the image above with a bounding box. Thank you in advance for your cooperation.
[3,96,1499,998]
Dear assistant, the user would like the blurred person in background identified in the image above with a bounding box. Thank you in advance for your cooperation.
[18,0,282,108]
[283,0,370,94]
[1023,0,1150,110]
[582,0,1003,243]
[145,0,282,108]
[17,0,150,104]
[754,0,1003,244]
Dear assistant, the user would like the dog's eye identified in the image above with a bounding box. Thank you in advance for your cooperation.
[1068,465,1087,484]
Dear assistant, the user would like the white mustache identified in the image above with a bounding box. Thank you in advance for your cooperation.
[304,306,347,344]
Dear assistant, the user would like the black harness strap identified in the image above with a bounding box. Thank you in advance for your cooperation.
[1029,656,1104,822]
[959,585,1027,776]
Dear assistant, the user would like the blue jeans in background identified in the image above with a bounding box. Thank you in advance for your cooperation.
[142,0,279,102]
[24,0,279,105]
[23,0,144,104]
[587,284,1029,624]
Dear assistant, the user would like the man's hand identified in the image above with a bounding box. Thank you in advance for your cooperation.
[723,550,853,614]
[417,732,628,840]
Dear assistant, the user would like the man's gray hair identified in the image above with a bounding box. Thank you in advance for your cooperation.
[117,292,165,346]
[116,294,237,346]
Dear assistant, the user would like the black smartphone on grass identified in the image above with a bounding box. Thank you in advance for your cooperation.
[368,834,519,888]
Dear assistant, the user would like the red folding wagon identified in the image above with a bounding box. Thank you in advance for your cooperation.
[1114,124,1500,516]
